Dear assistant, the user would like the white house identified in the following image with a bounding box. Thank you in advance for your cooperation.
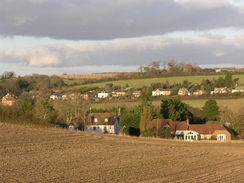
[211,88,228,94]
[150,119,231,141]
[193,90,206,96]
[178,88,191,96]
[86,112,120,134]
[175,130,199,141]
[231,87,244,93]
[152,89,172,96]
[175,124,231,141]
[97,92,110,98]
[112,91,127,98]
[50,92,63,100]
[132,91,141,98]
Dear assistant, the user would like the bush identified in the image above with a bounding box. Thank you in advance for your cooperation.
[140,129,155,137]
[164,127,172,139]
[210,135,217,140]
[122,127,130,135]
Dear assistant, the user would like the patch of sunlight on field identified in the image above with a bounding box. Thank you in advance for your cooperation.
[82,74,244,88]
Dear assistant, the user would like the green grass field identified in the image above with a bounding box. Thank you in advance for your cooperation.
[81,74,244,88]
[92,97,244,113]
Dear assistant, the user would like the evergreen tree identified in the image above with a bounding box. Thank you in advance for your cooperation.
[160,98,191,121]
[202,99,220,121]
[140,106,152,132]
[224,72,233,88]
[120,107,141,129]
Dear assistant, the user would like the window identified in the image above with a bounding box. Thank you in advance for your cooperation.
[94,118,98,123]
[105,118,108,122]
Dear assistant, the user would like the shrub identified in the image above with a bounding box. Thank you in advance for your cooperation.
[140,129,155,137]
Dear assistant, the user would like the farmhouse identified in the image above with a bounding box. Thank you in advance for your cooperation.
[150,119,231,141]
[178,88,191,96]
[152,89,172,96]
[85,112,120,134]
[1,93,16,106]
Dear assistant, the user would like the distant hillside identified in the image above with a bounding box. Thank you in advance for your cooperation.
[59,72,126,80]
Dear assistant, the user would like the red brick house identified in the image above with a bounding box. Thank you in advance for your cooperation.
[150,119,231,141]
[1,93,16,106]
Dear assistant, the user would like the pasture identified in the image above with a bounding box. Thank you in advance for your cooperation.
[0,123,243,182]
[92,97,244,113]
[81,74,244,88]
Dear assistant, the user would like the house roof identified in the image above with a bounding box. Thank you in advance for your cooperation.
[2,93,16,101]
[151,119,230,135]
[150,119,188,131]
[52,92,63,96]
[88,112,117,125]
[153,88,173,91]
[188,124,227,135]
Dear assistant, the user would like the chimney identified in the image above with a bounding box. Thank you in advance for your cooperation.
[186,118,190,126]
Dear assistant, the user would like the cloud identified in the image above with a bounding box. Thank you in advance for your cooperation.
[0,47,61,66]
[174,0,229,8]
[215,51,225,57]
[0,0,244,40]
[1,29,244,68]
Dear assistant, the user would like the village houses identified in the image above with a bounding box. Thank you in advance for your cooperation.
[112,91,127,98]
[132,90,141,98]
[211,87,229,94]
[231,87,244,94]
[193,90,206,96]
[97,91,110,99]
[50,92,64,100]
[178,88,191,96]
[152,89,172,96]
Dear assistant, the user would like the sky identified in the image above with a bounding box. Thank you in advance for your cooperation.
[1,0,244,75]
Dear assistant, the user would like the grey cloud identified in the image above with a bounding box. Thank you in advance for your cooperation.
[0,0,244,40]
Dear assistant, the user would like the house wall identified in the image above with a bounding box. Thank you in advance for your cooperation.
[212,130,231,141]
[2,99,15,106]
[86,125,115,134]
[98,93,109,98]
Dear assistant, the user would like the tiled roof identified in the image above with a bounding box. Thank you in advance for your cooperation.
[188,124,226,135]
[88,112,117,125]
[151,119,229,135]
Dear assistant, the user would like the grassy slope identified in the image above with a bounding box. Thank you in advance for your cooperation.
[80,74,244,88]
[92,97,244,113]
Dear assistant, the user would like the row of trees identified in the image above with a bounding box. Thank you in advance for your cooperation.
[139,61,206,74]
[0,73,66,98]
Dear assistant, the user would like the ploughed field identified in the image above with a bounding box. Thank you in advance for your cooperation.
[1,123,244,183]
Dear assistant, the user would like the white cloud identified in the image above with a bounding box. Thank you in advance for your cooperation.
[1,29,244,67]
[0,47,60,66]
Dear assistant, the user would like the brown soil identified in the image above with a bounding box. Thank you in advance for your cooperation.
[0,123,244,183]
